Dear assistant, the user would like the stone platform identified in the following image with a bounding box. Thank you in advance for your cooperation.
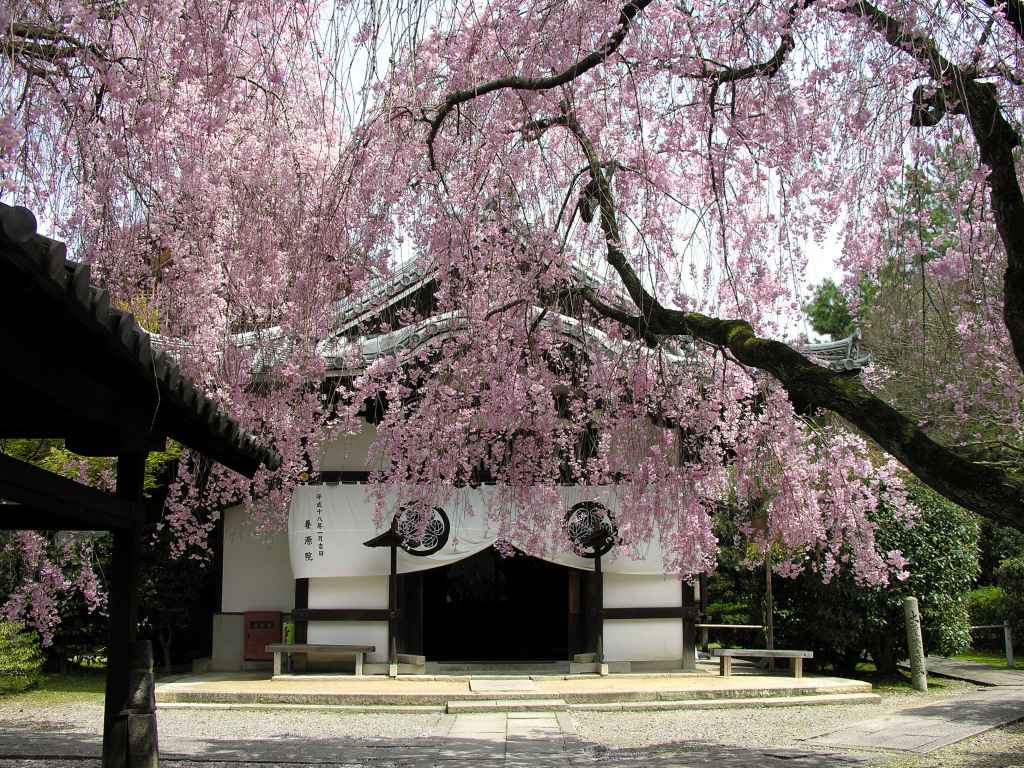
[156,659,878,713]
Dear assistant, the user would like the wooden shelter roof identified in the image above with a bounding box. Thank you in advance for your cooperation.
[0,202,280,530]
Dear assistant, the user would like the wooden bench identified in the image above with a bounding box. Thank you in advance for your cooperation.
[711,648,813,678]
[265,643,375,676]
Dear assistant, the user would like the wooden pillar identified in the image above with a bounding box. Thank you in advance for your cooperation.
[682,581,697,672]
[103,453,149,768]
[594,554,604,662]
[765,559,775,671]
[389,544,398,672]
[125,641,158,768]
[294,579,309,644]
[698,574,709,653]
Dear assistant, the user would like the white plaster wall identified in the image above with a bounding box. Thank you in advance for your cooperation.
[602,573,683,662]
[603,573,682,609]
[318,421,389,472]
[307,621,389,663]
[220,505,295,613]
[604,618,684,662]
[308,576,389,609]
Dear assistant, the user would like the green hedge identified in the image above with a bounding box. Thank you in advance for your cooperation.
[967,586,1007,650]
[997,556,1024,648]
[705,601,761,649]
[0,623,44,694]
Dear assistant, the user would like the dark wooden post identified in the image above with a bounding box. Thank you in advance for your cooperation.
[682,580,697,672]
[293,579,309,644]
[698,573,709,653]
[765,559,775,671]
[103,453,151,768]
[389,544,398,674]
[594,553,604,663]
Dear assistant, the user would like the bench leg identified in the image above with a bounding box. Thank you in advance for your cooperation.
[792,658,803,678]
[720,656,732,677]
[355,653,364,676]
[273,652,282,677]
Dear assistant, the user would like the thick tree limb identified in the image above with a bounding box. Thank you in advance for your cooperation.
[666,312,1024,530]
[5,22,110,63]
[697,0,805,84]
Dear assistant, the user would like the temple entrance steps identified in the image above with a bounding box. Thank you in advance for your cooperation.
[428,661,571,674]
[155,668,879,712]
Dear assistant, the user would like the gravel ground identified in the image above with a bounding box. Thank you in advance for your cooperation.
[0,698,445,741]
[161,707,445,742]
[0,697,102,734]
[886,721,1024,768]
[4,678,1024,767]
[572,679,981,749]
[8,683,982,748]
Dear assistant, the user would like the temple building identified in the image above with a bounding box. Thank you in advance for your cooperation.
[210,260,869,674]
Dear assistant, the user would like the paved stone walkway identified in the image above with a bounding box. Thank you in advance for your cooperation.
[803,657,1024,755]
[919,655,1024,687]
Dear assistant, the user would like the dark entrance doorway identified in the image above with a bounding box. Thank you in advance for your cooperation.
[423,548,569,661]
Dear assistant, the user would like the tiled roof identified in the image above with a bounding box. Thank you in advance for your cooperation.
[804,329,872,372]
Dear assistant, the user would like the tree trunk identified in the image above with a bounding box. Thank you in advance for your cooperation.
[158,625,173,676]
[871,632,898,674]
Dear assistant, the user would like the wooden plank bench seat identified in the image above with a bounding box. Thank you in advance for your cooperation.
[266,643,375,676]
[711,648,813,678]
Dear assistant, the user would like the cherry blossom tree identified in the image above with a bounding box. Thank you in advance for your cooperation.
[329,0,1024,557]
[5,0,1024,634]
[2,0,354,632]
[328,0,1024,531]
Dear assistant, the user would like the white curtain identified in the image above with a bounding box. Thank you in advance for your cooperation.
[288,484,669,577]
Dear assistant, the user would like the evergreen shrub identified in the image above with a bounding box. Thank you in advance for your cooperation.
[996,557,1024,650]
[0,623,44,694]
[966,586,1007,649]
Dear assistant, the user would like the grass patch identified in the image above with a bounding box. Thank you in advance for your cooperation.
[951,649,1013,668]
[851,669,919,692]
[834,665,960,693]
[0,668,106,705]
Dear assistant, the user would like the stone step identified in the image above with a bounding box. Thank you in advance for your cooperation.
[447,698,569,714]
[157,686,879,711]
[574,692,882,711]
[428,661,570,674]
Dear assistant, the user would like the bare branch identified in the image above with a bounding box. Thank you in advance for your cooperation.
[699,0,806,85]
[426,0,656,169]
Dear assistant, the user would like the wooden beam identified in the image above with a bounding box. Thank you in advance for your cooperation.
[0,453,146,531]
[600,606,702,620]
[682,582,697,672]
[294,578,309,644]
[0,504,110,531]
[0,307,158,448]
[0,237,278,477]
[292,608,392,622]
